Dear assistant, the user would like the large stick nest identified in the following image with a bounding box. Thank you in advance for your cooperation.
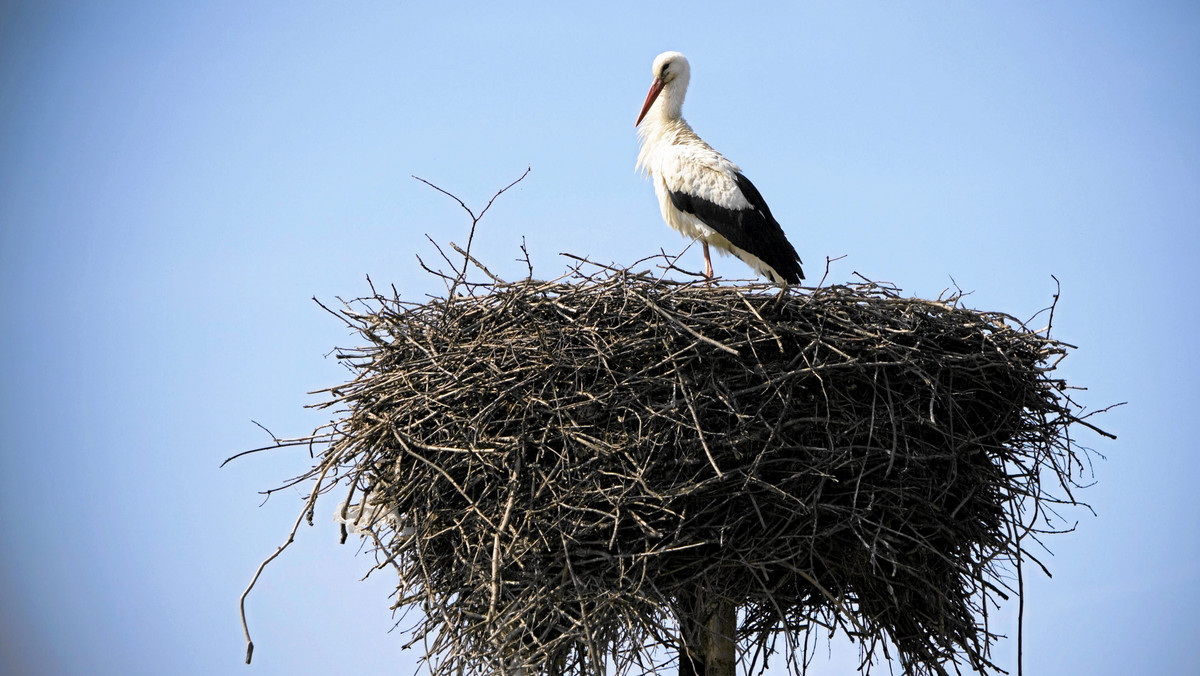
[263,253,1105,675]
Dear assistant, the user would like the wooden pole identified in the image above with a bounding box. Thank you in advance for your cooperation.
[678,591,736,676]
[703,598,736,676]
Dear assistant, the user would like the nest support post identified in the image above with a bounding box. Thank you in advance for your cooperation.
[677,588,736,676]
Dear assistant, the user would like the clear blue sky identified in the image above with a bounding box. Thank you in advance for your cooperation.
[1,2,1197,674]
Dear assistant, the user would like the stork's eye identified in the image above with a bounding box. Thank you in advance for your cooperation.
[660,64,670,77]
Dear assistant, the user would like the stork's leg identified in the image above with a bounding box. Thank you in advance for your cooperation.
[702,241,714,281]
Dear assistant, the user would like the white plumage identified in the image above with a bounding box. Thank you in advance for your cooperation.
[636,51,804,284]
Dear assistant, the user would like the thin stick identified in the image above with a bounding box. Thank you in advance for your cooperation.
[238,459,336,664]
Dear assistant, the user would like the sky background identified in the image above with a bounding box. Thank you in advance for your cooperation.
[1,2,1197,674]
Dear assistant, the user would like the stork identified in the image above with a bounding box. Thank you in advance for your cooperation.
[636,51,804,285]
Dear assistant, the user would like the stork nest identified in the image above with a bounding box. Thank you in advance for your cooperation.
[253,253,1106,675]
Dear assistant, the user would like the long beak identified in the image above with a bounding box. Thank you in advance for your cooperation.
[635,78,665,126]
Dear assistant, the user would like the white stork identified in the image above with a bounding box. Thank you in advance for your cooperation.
[636,51,804,285]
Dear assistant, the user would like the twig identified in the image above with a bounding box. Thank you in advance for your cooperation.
[238,458,337,664]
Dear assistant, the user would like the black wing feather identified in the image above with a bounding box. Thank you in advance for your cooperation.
[668,172,804,283]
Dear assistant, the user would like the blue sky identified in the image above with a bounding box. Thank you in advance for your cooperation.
[1,2,1197,674]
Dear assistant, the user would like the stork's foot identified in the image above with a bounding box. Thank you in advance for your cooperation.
[703,242,714,287]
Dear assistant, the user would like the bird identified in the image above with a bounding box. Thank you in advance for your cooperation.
[635,51,804,285]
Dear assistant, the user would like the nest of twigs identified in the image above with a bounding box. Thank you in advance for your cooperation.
[236,242,1109,675]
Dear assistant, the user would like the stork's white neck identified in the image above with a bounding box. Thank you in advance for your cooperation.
[637,114,690,177]
[638,77,692,168]
[651,73,688,123]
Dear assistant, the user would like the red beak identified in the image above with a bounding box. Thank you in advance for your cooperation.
[635,78,665,127]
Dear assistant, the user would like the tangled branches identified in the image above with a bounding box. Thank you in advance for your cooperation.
[239,259,1108,674]
[231,172,1111,675]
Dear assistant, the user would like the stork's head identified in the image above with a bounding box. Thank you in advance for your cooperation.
[635,51,690,126]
